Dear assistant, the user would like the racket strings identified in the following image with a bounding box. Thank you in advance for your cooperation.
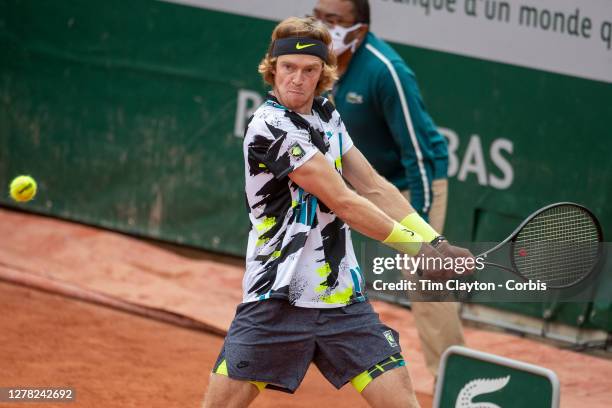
[515,241,598,284]
[512,205,600,287]
[515,244,598,283]
[518,213,599,243]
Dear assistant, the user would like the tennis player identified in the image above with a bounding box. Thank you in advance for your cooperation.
[202,16,474,408]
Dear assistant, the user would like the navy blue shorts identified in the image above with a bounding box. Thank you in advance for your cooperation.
[213,299,402,393]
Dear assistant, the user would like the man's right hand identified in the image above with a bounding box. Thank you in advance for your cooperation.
[435,241,476,277]
[414,241,475,280]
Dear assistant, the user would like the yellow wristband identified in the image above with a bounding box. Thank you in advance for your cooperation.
[400,213,439,243]
[383,221,423,256]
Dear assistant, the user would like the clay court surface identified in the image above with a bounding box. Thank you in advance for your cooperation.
[1,208,611,407]
[1,282,411,408]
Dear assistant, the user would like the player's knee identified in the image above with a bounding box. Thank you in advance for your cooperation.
[203,374,261,408]
[350,353,406,393]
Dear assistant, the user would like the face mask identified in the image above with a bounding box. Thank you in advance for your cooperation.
[329,23,363,56]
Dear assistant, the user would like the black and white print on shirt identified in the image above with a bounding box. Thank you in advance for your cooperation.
[242,94,366,308]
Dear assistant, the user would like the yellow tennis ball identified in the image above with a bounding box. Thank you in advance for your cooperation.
[9,175,37,202]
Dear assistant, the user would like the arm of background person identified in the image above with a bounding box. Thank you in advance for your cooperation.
[377,61,438,218]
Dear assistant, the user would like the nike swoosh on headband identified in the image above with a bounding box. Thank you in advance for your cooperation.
[295,42,316,49]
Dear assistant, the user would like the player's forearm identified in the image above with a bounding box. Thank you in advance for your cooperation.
[332,190,398,242]
[357,173,439,243]
[334,190,427,257]
[357,172,416,222]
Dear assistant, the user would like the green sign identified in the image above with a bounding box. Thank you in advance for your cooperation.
[435,346,559,408]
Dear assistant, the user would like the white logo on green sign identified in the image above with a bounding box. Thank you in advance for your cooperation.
[455,375,510,408]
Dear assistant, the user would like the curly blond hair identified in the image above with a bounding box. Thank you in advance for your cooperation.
[258,17,338,96]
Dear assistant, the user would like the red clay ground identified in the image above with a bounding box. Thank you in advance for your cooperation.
[0,208,611,407]
[0,282,431,408]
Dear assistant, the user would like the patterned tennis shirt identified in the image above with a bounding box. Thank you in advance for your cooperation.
[242,94,365,308]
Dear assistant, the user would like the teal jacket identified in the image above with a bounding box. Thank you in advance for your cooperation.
[334,32,448,218]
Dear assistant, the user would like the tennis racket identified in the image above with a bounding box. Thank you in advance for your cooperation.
[477,202,604,289]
